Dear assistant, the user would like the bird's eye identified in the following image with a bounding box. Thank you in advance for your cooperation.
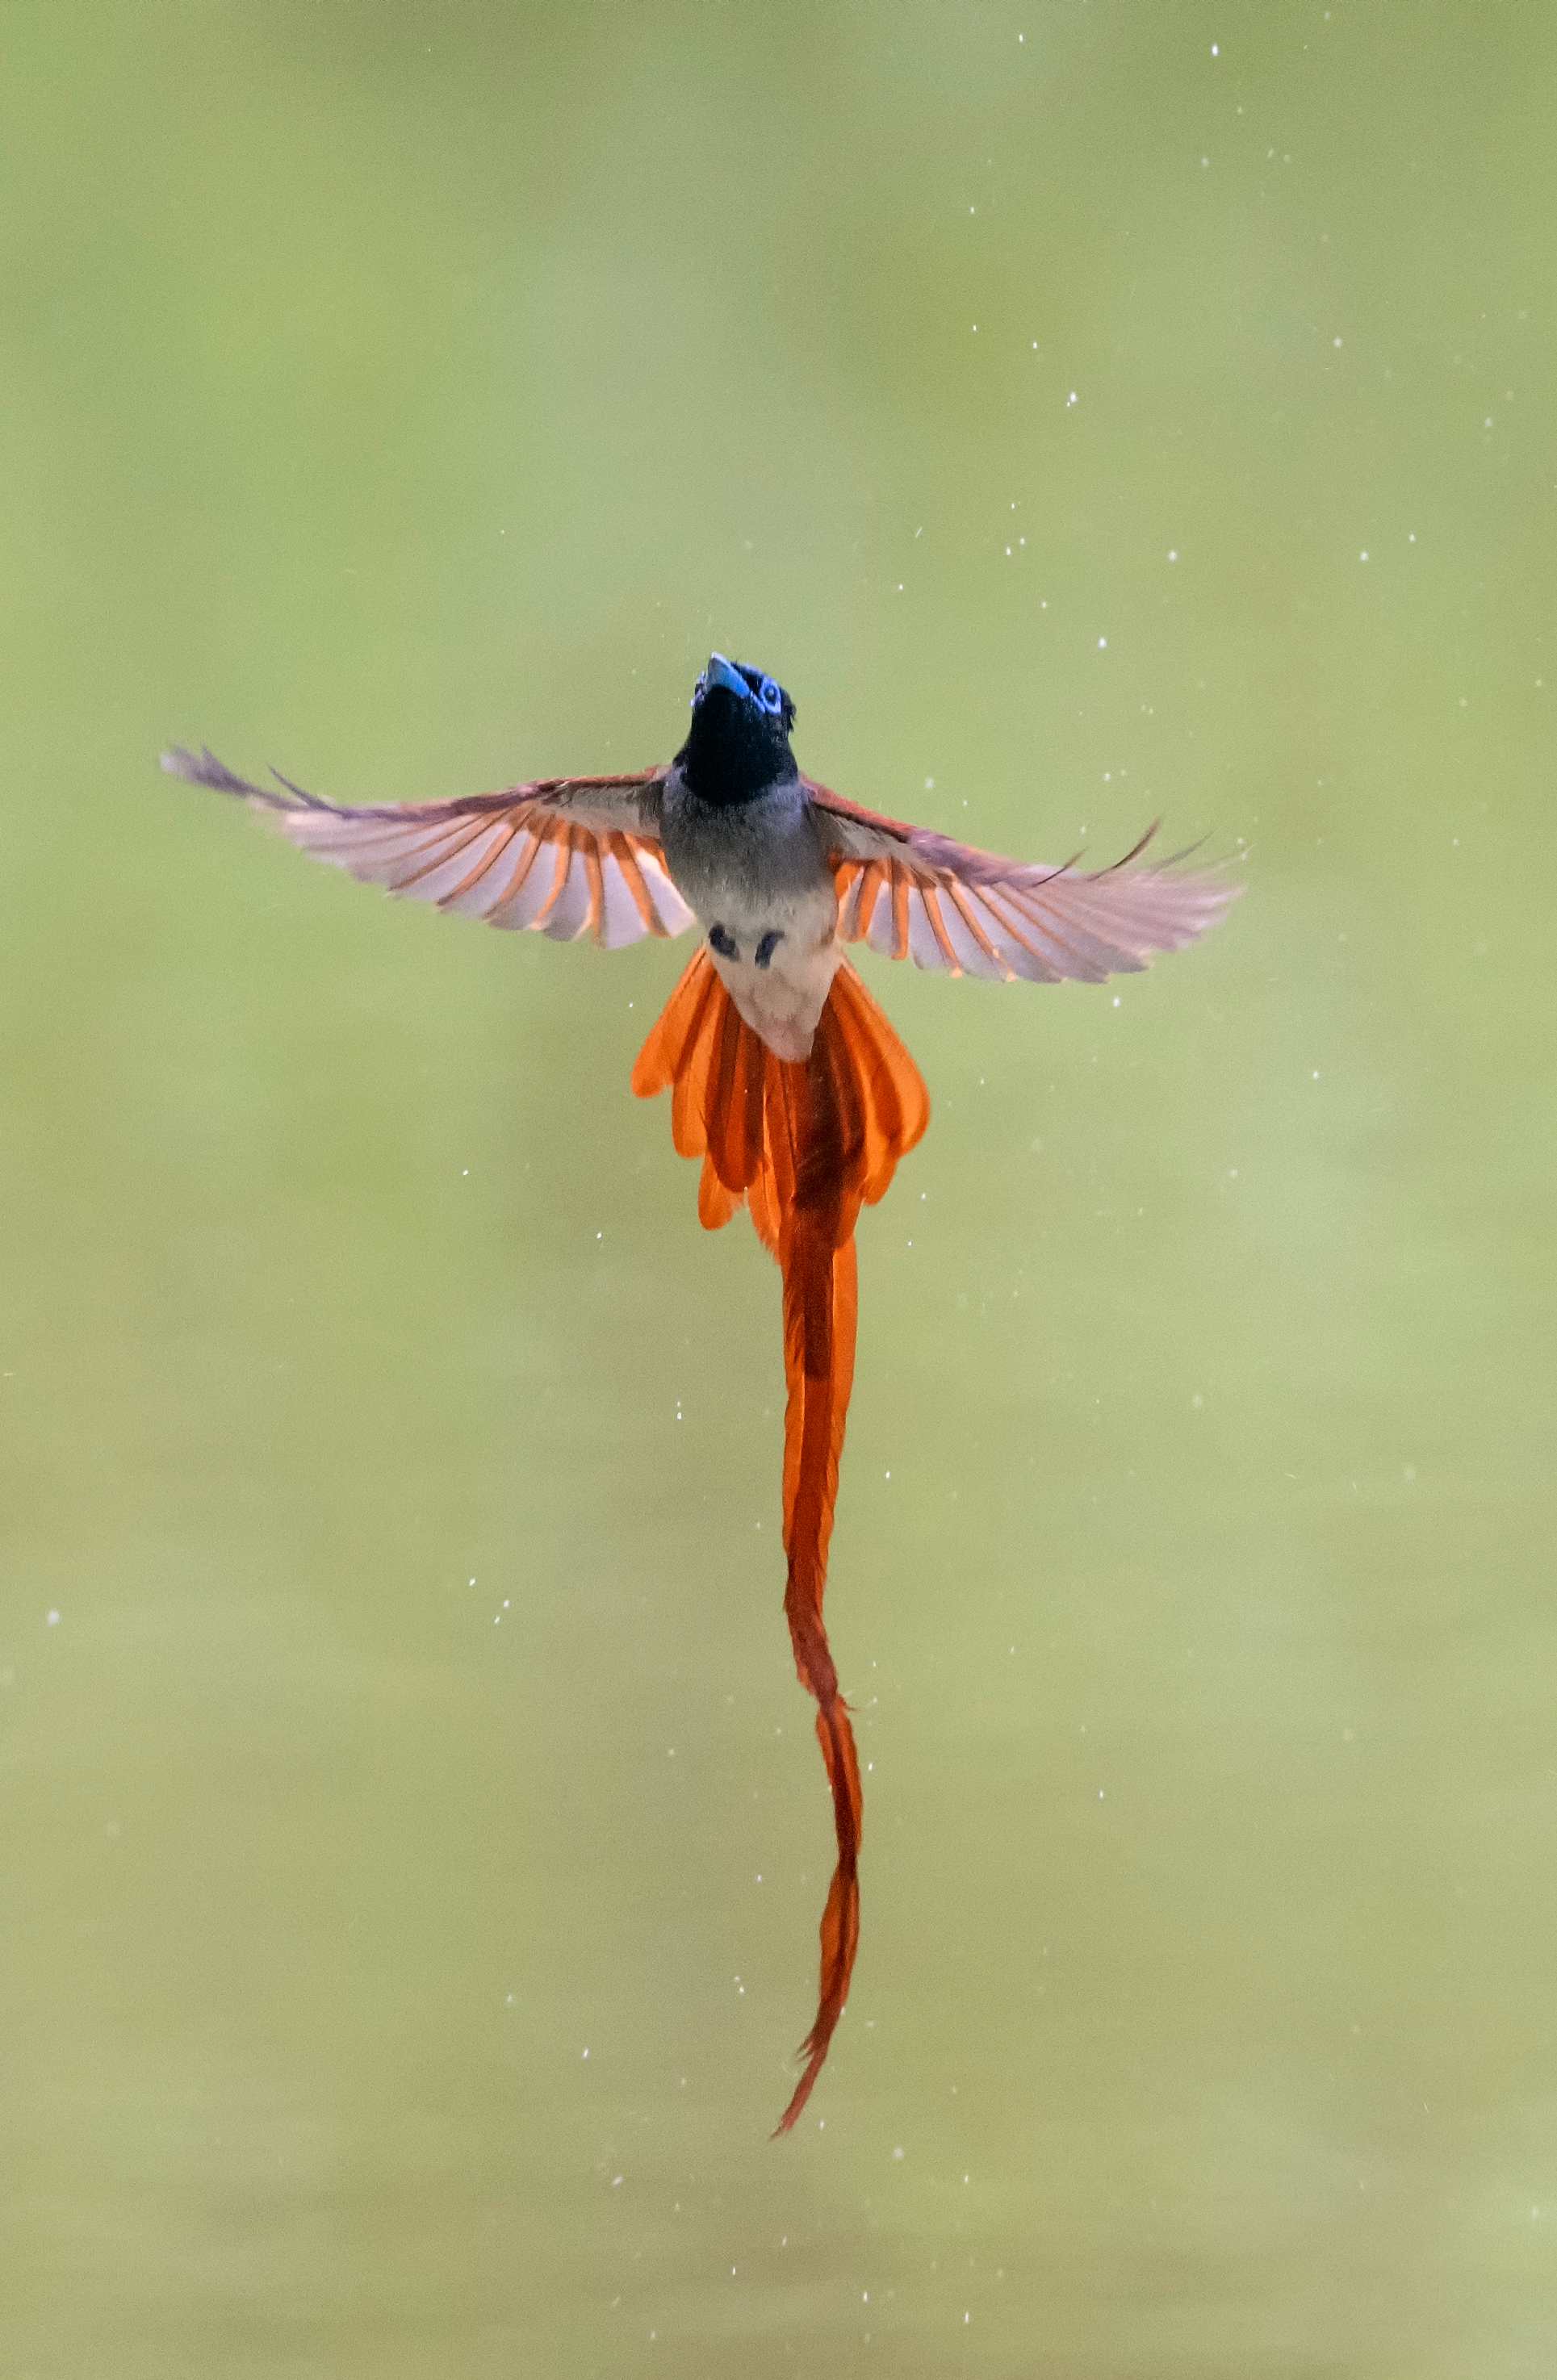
[758,676,782,715]
[691,673,706,709]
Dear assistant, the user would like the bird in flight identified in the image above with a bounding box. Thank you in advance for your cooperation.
[165,653,1237,2131]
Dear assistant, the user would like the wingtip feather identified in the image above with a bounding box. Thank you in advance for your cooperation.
[159,744,299,808]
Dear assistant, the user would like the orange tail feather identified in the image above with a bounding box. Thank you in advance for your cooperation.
[633,950,927,2130]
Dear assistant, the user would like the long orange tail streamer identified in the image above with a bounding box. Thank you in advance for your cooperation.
[632,951,927,2131]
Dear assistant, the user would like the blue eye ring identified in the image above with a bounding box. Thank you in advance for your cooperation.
[758,675,782,715]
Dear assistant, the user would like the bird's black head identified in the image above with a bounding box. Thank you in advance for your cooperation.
[678,653,798,805]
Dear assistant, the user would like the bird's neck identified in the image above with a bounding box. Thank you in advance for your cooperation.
[682,763,799,810]
[678,723,799,809]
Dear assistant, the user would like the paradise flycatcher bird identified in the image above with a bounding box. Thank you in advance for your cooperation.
[165,651,1237,2131]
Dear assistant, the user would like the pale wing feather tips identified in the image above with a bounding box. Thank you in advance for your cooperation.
[806,777,1240,985]
[160,745,693,947]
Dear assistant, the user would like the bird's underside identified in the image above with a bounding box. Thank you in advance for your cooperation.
[160,745,1239,1027]
[162,732,1238,2130]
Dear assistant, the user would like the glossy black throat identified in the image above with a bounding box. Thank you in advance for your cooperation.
[678,686,797,808]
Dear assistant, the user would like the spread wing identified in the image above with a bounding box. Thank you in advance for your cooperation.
[806,779,1240,984]
[161,747,695,948]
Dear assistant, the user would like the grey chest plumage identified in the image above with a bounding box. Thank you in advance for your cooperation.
[658,771,833,959]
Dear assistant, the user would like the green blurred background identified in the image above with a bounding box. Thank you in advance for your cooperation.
[3,3,1554,2374]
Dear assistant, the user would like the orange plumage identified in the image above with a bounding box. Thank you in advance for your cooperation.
[633,951,927,2128]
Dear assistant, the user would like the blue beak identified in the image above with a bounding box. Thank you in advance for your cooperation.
[702,652,749,703]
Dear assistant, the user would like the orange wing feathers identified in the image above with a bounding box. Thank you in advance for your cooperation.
[805,776,1241,983]
[161,747,694,947]
[634,951,926,2128]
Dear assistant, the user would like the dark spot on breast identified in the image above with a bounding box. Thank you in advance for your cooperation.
[709,923,739,960]
[754,928,785,970]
